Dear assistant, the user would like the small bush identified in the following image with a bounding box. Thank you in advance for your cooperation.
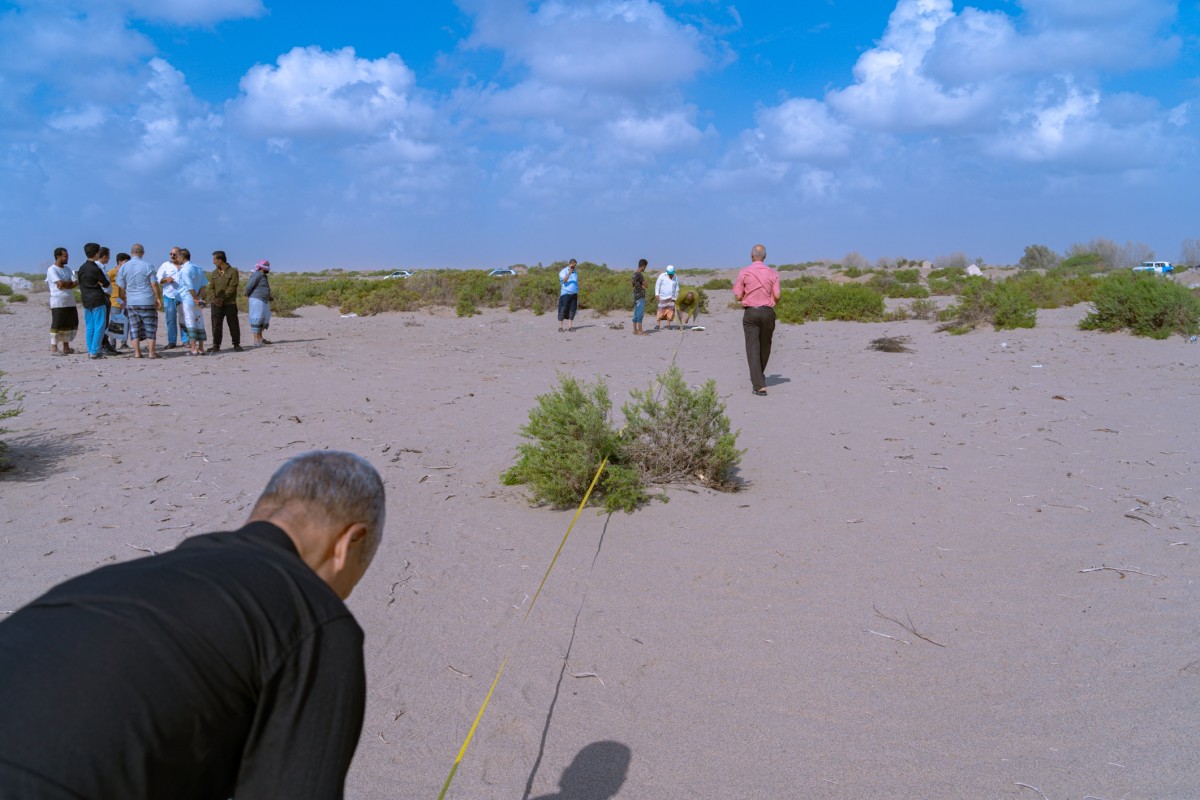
[1079,272,1200,339]
[909,298,938,320]
[0,371,23,468]
[620,366,742,492]
[927,267,969,296]
[936,277,1036,334]
[777,262,819,271]
[891,268,921,284]
[0,283,12,296]
[9,294,27,302]
[869,273,929,298]
[702,278,732,291]
[776,282,885,323]
[501,375,642,511]
[502,368,742,513]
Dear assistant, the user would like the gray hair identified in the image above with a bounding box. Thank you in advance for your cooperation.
[255,451,386,551]
[751,244,766,262]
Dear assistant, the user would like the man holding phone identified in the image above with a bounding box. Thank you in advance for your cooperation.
[557,258,579,333]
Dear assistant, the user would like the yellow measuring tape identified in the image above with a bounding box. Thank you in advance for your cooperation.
[436,313,693,800]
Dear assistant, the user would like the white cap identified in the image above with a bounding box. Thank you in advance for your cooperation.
[666,265,675,274]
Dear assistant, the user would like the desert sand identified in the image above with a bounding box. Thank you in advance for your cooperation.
[1,291,1198,800]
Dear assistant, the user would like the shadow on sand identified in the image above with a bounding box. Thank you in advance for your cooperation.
[527,740,632,800]
[0,431,86,482]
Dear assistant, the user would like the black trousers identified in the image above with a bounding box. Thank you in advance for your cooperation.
[742,306,776,391]
[210,303,241,348]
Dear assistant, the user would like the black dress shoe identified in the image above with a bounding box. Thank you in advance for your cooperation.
[209,346,221,353]
[233,345,244,352]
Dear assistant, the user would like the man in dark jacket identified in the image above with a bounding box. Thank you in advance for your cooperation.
[0,451,386,799]
[208,249,242,352]
[75,242,111,359]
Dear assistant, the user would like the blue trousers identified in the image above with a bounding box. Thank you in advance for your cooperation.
[163,296,188,344]
[84,305,107,355]
[632,298,645,324]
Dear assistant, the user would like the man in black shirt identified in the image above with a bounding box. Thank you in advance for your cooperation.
[0,451,386,799]
[75,241,111,359]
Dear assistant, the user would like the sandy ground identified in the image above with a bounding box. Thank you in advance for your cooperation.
[1,292,1199,800]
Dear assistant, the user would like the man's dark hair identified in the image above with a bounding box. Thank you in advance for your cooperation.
[54,247,67,259]
[84,242,100,259]
[117,252,131,264]
[638,259,648,268]
[97,246,110,259]
[213,250,226,262]
[179,248,191,261]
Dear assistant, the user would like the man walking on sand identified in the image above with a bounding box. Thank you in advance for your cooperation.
[631,258,648,335]
[117,243,163,359]
[208,250,242,353]
[733,243,781,396]
[654,265,679,330]
[47,247,78,355]
[558,259,579,332]
[0,451,385,800]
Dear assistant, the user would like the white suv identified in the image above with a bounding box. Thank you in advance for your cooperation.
[1133,261,1174,274]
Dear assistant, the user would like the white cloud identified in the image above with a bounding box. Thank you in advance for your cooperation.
[463,0,709,93]
[987,77,1178,169]
[752,98,855,163]
[604,108,704,153]
[826,0,997,132]
[230,46,430,140]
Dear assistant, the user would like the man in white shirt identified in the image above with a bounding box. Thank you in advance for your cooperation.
[47,247,79,355]
[653,264,680,330]
[156,247,188,349]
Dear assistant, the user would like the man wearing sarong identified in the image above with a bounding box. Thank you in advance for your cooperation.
[46,247,78,356]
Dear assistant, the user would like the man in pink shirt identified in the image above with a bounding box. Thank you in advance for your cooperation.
[732,243,781,396]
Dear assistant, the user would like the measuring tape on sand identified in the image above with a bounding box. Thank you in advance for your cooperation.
[437,319,693,800]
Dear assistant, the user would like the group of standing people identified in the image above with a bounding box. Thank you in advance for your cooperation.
[46,244,275,359]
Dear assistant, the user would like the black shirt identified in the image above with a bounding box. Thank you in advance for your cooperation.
[632,270,646,301]
[75,260,110,309]
[0,522,366,800]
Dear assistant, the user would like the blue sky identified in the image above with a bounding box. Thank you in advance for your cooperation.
[1,0,1197,272]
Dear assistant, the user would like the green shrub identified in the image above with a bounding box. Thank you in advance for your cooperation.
[620,366,742,492]
[779,275,821,289]
[501,368,742,513]
[909,298,938,320]
[501,375,642,511]
[777,262,819,271]
[891,268,921,284]
[702,278,733,291]
[987,280,1037,330]
[868,273,929,298]
[1055,252,1106,277]
[0,371,22,468]
[1003,271,1098,309]
[842,266,867,279]
[10,293,28,302]
[0,283,12,297]
[936,277,1036,333]
[1079,272,1200,339]
[775,282,885,323]
[927,267,969,296]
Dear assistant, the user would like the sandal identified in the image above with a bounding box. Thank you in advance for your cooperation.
[753,388,768,396]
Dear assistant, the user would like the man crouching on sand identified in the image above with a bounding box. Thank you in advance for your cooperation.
[0,451,385,800]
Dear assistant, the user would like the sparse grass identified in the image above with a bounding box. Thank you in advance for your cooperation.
[909,298,938,320]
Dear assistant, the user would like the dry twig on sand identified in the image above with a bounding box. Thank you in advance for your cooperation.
[873,605,946,647]
[1014,783,1049,800]
[1079,565,1164,578]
